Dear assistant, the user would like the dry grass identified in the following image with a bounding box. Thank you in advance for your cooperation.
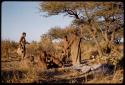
[87,69,123,84]
[1,39,124,83]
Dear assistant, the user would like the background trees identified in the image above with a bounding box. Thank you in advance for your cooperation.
[40,2,124,59]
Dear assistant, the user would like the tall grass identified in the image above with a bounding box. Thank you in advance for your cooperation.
[1,38,123,83]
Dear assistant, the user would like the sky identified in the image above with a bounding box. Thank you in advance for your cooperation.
[2,1,73,42]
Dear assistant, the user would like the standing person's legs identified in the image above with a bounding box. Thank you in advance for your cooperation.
[21,45,26,60]
[23,45,26,59]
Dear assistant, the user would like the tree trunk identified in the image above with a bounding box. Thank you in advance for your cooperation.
[87,25,103,57]
[70,34,81,66]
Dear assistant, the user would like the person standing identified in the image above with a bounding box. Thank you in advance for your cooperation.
[18,32,30,60]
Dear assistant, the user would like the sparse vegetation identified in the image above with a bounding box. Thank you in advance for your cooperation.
[1,1,124,84]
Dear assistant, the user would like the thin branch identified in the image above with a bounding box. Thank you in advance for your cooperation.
[64,8,80,19]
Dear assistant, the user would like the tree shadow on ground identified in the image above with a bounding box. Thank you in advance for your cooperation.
[1,70,27,83]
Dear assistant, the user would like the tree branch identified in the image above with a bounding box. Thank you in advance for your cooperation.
[64,8,80,19]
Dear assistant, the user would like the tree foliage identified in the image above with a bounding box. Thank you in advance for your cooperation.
[48,27,66,39]
[48,26,77,39]
[40,2,124,57]
[40,2,123,22]
[38,34,54,52]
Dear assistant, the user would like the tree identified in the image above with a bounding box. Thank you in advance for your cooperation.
[38,34,54,53]
[48,26,66,39]
[48,26,77,39]
[40,2,124,58]
[40,2,84,19]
